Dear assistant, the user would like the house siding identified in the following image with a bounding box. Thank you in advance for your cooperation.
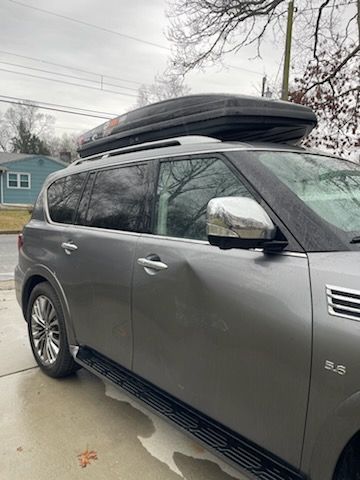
[0,156,65,205]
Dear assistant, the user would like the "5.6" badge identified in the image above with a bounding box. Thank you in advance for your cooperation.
[324,360,347,376]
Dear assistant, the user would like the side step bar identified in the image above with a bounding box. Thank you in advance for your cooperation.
[75,347,306,480]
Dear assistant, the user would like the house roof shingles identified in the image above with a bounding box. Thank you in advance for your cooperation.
[0,152,67,166]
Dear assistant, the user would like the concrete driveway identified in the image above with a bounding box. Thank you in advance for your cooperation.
[0,283,249,480]
[0,234,18,281]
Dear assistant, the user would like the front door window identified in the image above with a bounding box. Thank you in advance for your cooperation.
[155,157,253,241]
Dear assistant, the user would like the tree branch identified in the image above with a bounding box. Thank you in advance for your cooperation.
[304,44,360,93]
[313,0,331,61]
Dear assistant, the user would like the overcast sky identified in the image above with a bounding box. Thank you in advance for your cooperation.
[0,0,283,137]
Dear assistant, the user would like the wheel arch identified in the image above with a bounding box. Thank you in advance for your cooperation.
[306,390,360,480]
[21,265,77,345]
[332,430,360,479]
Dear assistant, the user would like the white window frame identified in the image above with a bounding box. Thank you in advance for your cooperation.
[7,172,31,190]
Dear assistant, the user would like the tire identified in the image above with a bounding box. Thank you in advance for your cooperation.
[27,282,80,378]
[333,436,360,480]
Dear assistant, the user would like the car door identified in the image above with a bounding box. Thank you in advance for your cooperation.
[132,154,312,467]
[49,161,153,370]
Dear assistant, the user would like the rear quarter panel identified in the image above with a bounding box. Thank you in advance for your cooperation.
[17,218,78,345]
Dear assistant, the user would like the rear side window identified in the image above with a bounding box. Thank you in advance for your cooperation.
[79,164,151,233]
[47,173,86,224]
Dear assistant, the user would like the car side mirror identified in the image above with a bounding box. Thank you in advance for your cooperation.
[207,197,285,250]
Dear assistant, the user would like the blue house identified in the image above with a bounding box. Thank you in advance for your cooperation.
[0,153,67,205]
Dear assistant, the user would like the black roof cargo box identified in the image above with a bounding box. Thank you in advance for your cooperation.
[77,94,317,158]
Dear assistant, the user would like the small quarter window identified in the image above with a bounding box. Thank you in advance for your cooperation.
[47,173,86,224]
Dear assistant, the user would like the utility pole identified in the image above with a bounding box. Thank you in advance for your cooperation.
[281,1,294,100]
[261,75,266,97]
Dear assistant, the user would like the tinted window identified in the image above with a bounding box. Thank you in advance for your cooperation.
[75,172,96,225]
[47,173,86,224]
[155,157,253,241]
[82,164,150,232]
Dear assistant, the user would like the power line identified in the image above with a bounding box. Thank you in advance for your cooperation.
[0,97,114,120]
[300,1,357,13]
[0,67,138,98]
[0,60,139,92]
[0,94,118,117]
[226,63,263,76]
[274,51,285,89]
[8,0,170,51]
[0,49,143,86]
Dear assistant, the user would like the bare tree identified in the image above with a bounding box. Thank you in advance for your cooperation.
[166,0,359,157]
[47,132,79,162]
[290,45,359,157]
[166,0,359,90]
[135,73,191,108]
[0,102,55,153]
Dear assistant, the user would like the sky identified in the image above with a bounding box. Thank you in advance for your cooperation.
[0,0,284,138]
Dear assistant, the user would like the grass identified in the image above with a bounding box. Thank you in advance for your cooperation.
[0,209,31,232]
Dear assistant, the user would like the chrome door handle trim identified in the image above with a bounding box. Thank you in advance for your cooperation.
[137,257,168,271]
[61,242,78,254]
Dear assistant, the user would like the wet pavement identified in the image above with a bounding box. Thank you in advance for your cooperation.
[0,234,18,281]
[0,286,249,480]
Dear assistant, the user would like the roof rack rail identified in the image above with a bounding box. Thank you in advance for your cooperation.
[73,135,220,166]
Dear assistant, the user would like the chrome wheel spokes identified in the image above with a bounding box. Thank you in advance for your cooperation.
[31,295,60,365]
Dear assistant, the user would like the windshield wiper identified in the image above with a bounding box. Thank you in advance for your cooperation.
[350,236,360,244]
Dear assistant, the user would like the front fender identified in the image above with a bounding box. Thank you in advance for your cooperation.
[308,391,360,480]
[21,264,77,345]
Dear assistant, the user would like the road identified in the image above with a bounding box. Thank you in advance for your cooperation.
[0,284,248,480]
[0,234,18,281]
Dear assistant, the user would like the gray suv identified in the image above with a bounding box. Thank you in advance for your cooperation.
[15,95,360,480]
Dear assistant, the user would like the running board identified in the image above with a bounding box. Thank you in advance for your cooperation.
[75,347,306,480]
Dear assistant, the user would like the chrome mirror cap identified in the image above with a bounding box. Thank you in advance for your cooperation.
[207,197,276,242]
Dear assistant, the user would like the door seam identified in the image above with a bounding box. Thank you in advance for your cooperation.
[129,234,142,370]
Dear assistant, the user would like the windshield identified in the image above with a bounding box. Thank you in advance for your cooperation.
[256,151,360,235]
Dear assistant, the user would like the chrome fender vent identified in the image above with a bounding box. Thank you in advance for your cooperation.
[326,285,360,321]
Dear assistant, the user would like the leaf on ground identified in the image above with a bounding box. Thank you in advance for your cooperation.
[78,448,98,468]
[192,442,205,454]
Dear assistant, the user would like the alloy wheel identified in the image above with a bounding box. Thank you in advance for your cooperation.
[31,295,60,365]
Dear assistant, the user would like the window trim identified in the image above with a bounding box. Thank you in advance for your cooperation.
[74,171,96,226]
[7,171,31,190]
